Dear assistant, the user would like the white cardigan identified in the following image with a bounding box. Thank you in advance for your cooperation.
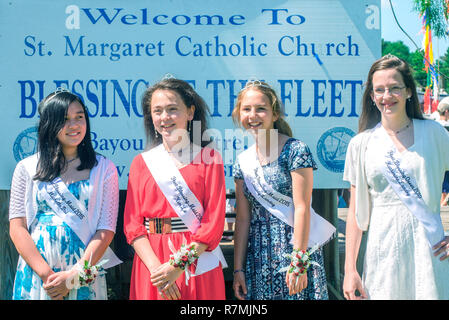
[9,153,121,268]
[343,119,449,230]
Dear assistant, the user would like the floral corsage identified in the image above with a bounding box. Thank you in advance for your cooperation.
[279,244,320,277]
[69,249,108,290]
[168,239,199,285]
[169,243,199,270]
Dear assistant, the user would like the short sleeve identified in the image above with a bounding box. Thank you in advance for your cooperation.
[287,139,318,172]
[9,162,29,220]
[343,135,359,186]
[233,158,244,180]
[96,160,119,232]
[435,121,449,171]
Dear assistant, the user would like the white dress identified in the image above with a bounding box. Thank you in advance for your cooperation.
[344,119,449,299]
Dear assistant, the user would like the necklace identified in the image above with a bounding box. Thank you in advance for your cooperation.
[66,156,78,164]
[165,143,191,154]
[386,120,412,135]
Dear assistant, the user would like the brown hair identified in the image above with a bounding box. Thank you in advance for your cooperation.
[141,78,210,148]
[359,54,424,132]
[231,81,293,137]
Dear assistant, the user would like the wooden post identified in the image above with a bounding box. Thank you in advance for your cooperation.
[312,189,343,300]
[0,190,19,300]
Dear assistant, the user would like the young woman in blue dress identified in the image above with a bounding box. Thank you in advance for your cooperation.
[9,89,120,300]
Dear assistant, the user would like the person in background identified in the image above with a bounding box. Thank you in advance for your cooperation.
[224,189,236,241]
[436,97,449,128]
[436,97,449,206]
[9,89,120,300]
[343,54,449,300]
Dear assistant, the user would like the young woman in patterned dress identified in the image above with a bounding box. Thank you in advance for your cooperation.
[232,81,330,300]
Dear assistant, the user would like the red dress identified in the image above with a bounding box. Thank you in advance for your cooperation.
[123,147,226,300]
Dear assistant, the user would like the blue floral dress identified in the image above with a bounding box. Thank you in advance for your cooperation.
[12,180,107,300]
[234,138,329,300]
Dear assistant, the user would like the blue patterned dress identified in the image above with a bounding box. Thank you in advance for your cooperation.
[234,138,329,300]
[12,180,107,300]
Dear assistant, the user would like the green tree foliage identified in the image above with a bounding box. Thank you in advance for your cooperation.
[436,47,449,92]
[382,39,411,61]
[382,39,427,90]
[409,50,428,89]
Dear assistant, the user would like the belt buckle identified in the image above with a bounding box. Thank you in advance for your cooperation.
[147,218,173,234]
[163,218,172,233]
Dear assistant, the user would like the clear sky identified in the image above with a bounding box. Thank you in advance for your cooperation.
[382,0,449,58]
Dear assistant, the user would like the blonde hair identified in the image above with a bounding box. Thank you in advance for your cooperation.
[231,81,293,137]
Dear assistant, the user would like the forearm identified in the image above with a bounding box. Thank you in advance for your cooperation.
[344,206,362,273]
[188,242,208,256]
[132,235,162,271]
[10,220,53,281]
[233,215,250,269]
[292,206,310,250]
[290,167,313,251]
[80,229,114,266]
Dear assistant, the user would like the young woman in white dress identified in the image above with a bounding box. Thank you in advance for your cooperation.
[343,54,449,300]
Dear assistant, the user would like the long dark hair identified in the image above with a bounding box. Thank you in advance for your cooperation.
[142,78,211,148]
[231,81,293,137]
[359,54,424,132]
[34,91,97,182]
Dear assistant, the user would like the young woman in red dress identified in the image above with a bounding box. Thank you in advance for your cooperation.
[123,78,227,300]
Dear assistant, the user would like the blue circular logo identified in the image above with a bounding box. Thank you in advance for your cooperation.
[316,127,355,173]
[13,127,38,162]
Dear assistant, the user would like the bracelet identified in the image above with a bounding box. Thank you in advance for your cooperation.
[233,269,244,274]
[169,243,199,270]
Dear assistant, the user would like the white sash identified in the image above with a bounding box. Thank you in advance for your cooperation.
[23,155,121,269]
[38,177,92,245]
[142,144,228,275]
[373,124,445,247]
[238,144,336,248]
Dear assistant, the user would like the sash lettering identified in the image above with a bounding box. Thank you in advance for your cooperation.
[171,176,203,222]
[373,123,445,247]
[238,144,336,248]
[47,180,85,220]
[23,154,122,269]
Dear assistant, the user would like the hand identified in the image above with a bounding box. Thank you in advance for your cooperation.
[233,271,247,300]
[43,269,77,300]
[433,236,449,261]
[39,269,55,285]
[159,282,181,300]
[150,262,183,300]
[285,271,307,296]
[343,270,367,300]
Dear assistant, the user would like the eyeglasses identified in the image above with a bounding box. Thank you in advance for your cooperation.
[373,86,406,98]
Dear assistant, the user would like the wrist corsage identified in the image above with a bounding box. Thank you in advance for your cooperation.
[168,238,199,286]
[75,260,104,287]
[279,244,320,276]
[68,249,108,290]
[169,243,199,270]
